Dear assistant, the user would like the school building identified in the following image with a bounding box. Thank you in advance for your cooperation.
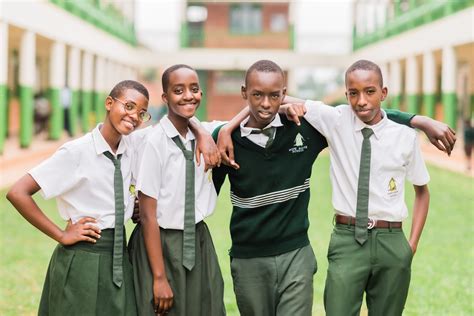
[164,0,349,121]
[0,0,144,153]
[351,0,474,129]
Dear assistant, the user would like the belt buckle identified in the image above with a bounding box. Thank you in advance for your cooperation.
[367,218,376,230]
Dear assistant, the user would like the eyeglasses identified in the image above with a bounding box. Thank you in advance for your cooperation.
[112,97,151,122]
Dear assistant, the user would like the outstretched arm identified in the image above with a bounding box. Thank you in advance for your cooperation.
[410,116,456,156]
[408,185,430,255]
[6,174,101,245]
[216,106,250,169]
[286,95,457,156]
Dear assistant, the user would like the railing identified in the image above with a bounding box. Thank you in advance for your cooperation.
[353,0,473,50]
[49,0,137,46]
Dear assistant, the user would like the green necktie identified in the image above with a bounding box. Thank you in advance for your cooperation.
[171,136,196,271]
[355,128,374,245]
[103,151,124,287]
[250,127,275,149]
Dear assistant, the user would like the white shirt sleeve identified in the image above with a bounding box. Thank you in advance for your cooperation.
[28,145,81,199]
[303,100,343,137]
[136,139,162,200]
[201,120,226,134]
[129,126,152,185]
[406,134,430,186]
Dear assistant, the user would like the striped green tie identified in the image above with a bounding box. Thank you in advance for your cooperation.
[103,151,124,287]
[171,136,196,271]
[355,128,374,245]
[250,127,275,149]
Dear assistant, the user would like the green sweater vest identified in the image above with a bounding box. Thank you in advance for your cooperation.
[213,115,328,258]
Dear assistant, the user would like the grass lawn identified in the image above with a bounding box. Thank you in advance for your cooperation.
[1,155,472,315]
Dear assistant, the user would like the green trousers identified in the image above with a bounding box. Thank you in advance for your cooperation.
[230,244,317,316]
[324,224,413,316]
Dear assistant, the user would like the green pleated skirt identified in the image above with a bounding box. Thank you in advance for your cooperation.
[38,228,137,316]
[128,221,225,316]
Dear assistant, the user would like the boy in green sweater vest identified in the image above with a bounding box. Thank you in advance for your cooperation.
[213,60,455,316]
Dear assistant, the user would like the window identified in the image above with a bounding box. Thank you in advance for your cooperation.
[214,71,245,94]
[230,4,262,34]
[270,13,287,32]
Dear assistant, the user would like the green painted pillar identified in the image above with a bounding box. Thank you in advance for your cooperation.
[93,56,106,123]
[0,85,7,153]
[442,46,457,129]
[68,47,81,136]
[195,70,208,121]
[69,89,79,136]
[442,93,457,129]
[0,22,7,153]
[48,87,63,139]
[48,42,66,140]
[81,52,94,131]
[19,30,35,148]
[423,94,436,118]
[19,86,34,147]
[407,94,419,114]
[470,94,474,117]
[81,90,93,132]
[180,21,188,48]
[422,51,437,118]
[289,24,295,50]
[389,60,402,110]
[406,56,419,114]
[391,95,401,110]
[94,91,106,122]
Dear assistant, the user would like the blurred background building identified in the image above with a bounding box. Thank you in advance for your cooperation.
[0,0,473,155]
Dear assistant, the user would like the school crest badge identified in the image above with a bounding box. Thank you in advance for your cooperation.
[289,133,308,153]
[387,177,399,197]
[129,184,136,196]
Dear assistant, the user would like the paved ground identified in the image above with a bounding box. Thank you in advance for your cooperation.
[0,131,472,190]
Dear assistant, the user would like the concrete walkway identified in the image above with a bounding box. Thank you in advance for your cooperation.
[0,132,472,190]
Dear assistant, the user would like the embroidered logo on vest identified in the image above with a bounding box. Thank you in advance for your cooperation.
[289,133,308,153]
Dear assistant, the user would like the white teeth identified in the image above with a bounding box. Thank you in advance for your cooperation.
[123,121,135,130]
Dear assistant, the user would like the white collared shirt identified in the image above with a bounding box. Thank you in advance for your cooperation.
[135,116,223,229]
[304,101,430,221]
[29,124,136,229]
[240,114,283,147]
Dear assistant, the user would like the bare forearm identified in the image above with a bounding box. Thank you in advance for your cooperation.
[140,195,167,280]
[7,175,64,242]
[409,185,430,252]
[142,217,167,280]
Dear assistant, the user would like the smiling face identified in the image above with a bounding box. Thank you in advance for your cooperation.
[105,88,149,135]
[162,67,201,123]
[345,69,387,125]
[242,70,286,129]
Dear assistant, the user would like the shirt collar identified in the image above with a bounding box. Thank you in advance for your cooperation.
[92,123,128,157]
[353,109,387,140]
[160,115,195,142]
[240,114,283,137]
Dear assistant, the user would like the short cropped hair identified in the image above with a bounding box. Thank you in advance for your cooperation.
[345,59,383,87]
[109,80,149,100]
[245,60,284,86]
[162,64,197,92]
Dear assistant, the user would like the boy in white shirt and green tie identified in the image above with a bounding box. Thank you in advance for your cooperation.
[301,59,430,315]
